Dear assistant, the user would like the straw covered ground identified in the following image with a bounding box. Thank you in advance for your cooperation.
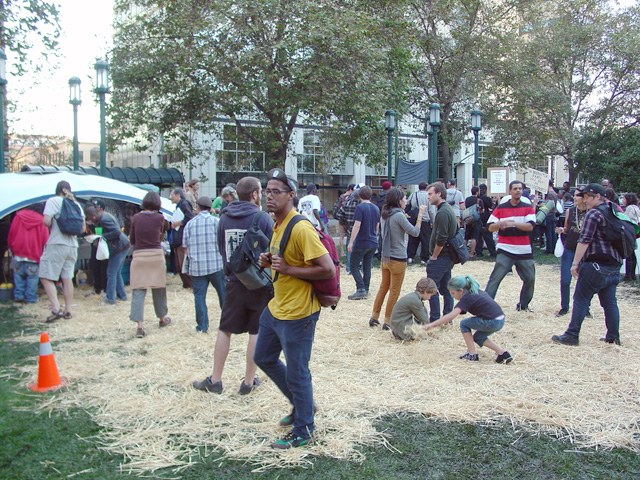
[7,259,640,473]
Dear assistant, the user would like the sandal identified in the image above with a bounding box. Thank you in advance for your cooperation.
[159,317,172,328]
[63,312,72,320]
[45,309,64,323]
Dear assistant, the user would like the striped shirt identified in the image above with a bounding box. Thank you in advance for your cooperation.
[488,200,536,258]
[183,212,223,276]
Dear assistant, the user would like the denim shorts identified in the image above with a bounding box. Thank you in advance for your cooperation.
[459,315,505,347]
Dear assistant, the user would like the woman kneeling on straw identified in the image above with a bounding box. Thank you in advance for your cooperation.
[423,275,513,364]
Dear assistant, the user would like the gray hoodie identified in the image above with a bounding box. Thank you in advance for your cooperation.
[218,201,274,280]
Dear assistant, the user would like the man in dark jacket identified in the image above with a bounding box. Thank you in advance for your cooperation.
[193,176,274,395]
[170,187,194,288]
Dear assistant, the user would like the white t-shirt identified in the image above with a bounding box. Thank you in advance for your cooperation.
[298,194,322,228]
[446,188,464,217]
[43,196,84,247]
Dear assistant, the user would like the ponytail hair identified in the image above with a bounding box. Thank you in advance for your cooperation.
[55,180,75,200]
[448,275,480,295]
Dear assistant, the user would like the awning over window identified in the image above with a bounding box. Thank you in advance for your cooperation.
[20,165,184,186]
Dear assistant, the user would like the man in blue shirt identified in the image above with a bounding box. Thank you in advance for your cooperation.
[183,196,225,333]
[347,185,379,300]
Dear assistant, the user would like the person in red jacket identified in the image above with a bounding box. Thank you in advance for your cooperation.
[8,204,49,303]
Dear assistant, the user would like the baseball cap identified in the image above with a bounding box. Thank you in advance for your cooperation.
[306,183,317,194]
[267,168,298,195]
[354,182,366,191]
[196,196,212,208]
[581,183,605,196]
[574,186,584,197]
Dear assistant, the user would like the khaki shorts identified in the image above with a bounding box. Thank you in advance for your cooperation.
[39,243,78,280]
[336,223,347,237]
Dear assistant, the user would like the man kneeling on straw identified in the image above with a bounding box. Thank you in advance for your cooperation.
[423,275,513,364]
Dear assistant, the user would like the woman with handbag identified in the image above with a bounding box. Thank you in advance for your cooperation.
[129,192,172,338]
[622,192,640,281]
[369,187,425,330]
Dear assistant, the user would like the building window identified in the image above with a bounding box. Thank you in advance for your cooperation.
[478,145,505,179]
[216,124,265,172]
[300,131,323,174]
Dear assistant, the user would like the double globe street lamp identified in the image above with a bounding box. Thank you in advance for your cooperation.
[385,110,396,183]
[471,109,483,186]
[0,49,7,174]
[429,103,441,183]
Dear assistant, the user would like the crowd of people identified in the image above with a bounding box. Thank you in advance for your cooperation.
[2,173,636,451]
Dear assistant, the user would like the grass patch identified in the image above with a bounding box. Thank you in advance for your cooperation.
[2,304,640,479]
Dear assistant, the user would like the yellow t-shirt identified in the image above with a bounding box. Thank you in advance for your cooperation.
[268,208,328,320]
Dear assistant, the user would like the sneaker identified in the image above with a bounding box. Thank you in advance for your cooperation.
[159,317,172,328]
[495,351,513,364]
[551,334,579,346]
[279,405,319,427]
[238,377,261,395]
[348,290,367,300]
[556,308,569,317]
[420,260,427,266]
[270,431,314,449]
[382,323,390,331]
[14,298,26,304]
[599,337,621,346]
[136,327,146,338]
[369,318,380,327]
[193,376,223,394]
[407,258,413,264]
[516,303,534,313]
[99,301,116,307]
[459,351,479,361]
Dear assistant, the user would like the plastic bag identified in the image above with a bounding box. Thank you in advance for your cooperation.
[96,237,110,260]
[554,237,564,258]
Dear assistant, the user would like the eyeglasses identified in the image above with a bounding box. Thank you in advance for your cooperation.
[263,188,291,196]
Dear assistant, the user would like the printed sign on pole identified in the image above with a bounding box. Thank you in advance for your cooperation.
[487,167,509,197]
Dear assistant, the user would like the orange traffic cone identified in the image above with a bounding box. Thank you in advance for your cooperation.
[29,332,68,392]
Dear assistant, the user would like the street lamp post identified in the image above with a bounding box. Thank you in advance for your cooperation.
[94,60,109,176]
[471,109,482,187]
[385,110,395,183]
[0,49,7,174]
[426,122,433,179]
[69,77,82,171]
[429,103,441,182]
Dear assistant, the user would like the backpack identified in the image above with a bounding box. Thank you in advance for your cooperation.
[596,202,640,260]
[332,193,348,219]
[227,212,273,290]
[56,198,84,235]
[461,203,480,226]
[277,215,341,309]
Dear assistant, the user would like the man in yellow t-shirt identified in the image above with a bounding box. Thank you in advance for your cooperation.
[256,168,334,449]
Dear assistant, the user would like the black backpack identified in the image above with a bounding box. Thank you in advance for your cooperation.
[57,198,84,235]
[227,212,273,290]
[596,202,639,260]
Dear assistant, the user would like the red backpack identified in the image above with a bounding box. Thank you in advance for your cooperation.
[276,215,341,309]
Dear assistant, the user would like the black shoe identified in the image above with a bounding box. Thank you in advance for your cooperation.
[551,334,579,346]
[369,317,380,327]
[516,303,534,313]
[599,337,621,346]
[585,311,593,319]
[348,290,367,300]
[193,376,223,394]
[238,377,261,395]
[495,351,513,364]
[459,351,479,361]
[556,308,569,317]
[382,323,390,331]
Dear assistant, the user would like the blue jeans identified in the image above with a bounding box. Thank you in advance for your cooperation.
[13,260,39,303]
[560,249,575,310]
[105,249,127,304]
[254,307,319,438]
[459,315,505,347]
[485,253,535,309]
[545,215,557,253]
[350,247,376,292]
[565,262,620,341]
[426,255,454,322]
[345,235,351,273]
[192,270,226,333]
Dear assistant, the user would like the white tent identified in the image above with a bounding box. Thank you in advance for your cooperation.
[0,172,176,219]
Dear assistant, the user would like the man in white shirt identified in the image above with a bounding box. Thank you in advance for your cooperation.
[40,180,85,323]
[298,183,324,231]
[446,179,465,225]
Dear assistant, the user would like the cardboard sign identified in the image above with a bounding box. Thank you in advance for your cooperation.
[526,168,550,195]
[487,167,509,197]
